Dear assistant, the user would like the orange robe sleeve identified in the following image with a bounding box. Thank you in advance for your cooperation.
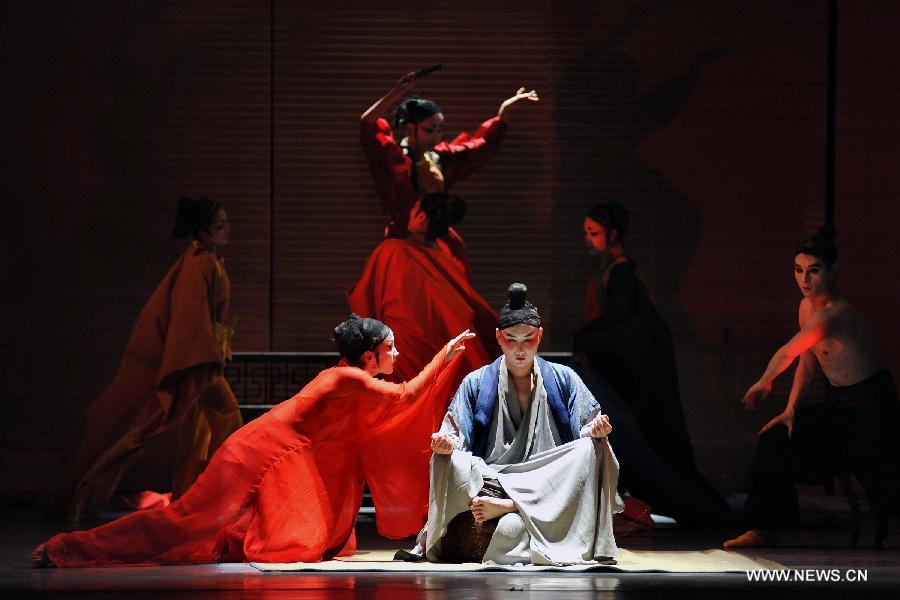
[157,250,226,387]
[43,349,460,566]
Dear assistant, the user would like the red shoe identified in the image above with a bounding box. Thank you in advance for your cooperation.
[620,496,656,531]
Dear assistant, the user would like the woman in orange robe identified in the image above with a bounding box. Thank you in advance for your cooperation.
[52,198,243,522]
[33,318,473,567]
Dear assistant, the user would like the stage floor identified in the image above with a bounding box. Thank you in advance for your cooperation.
[2,506,897,598]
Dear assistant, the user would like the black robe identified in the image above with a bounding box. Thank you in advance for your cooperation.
[574,260,728,526]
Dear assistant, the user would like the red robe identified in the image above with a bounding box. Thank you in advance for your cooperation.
[348,238,499,385]
[44,348,463,566]
[359,116,507,273]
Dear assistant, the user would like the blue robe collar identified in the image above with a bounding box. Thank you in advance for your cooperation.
[471,356,572,458]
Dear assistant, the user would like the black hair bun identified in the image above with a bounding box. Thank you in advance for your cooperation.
[173,196,220,240]
[507,283,528,310]
[332,313,391,363]
[447,194,466,226]
[173,197,195,239]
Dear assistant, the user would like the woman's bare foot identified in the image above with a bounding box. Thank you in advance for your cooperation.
[471,496,516,524]
[31,543,56,568]
[723,529,778,549]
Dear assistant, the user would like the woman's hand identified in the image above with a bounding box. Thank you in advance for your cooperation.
[741,381,772,409]
[498,87,540,121]
[758,410,794,437]
[431,432,455,455]
[589,414,612,439]
[394,70,417,93]
[361,70,417,122]
[445,330,477,363]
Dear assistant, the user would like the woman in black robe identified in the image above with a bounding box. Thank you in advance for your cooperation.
[573,201,729,527]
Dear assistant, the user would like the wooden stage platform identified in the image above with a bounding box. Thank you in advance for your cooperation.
[2,504,897,598]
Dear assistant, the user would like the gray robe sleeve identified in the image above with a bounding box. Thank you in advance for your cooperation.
[552,363,602,437]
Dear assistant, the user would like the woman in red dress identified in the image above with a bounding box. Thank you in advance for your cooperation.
[33,317,475,567]
[360,70,538,274]
[349,193,499,384]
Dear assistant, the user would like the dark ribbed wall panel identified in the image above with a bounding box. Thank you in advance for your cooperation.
[547,1,829,490]
[270,2,829,491]
[2,1,270,495]
[271,3,556,351]
[836,1,900,382]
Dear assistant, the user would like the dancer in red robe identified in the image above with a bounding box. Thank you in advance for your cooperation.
[348,193,499,384]
[33,318,475,567]
[360,69,538,273]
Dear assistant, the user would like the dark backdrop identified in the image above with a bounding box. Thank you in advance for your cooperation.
[3,1,899,500]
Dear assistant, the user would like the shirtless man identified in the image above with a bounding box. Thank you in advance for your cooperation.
[725,230,899,548]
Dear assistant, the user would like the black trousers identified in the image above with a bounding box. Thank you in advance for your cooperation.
[742,370,899,529]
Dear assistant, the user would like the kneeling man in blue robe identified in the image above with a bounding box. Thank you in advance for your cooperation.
[412,283,622,565]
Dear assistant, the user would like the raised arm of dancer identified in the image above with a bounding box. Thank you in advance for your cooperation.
[361,71,416,123]
[497,87,540,123]
[741,307,829,409]
[354,330,476,403]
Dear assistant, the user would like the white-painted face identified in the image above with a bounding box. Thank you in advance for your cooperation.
[794,253,835,298]
[366,331,399,376]
[495,324,543,373]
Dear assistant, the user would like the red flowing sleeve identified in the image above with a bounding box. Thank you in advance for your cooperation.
[353,347,466,538]
[437,115,508,187]
[359,118,418,238]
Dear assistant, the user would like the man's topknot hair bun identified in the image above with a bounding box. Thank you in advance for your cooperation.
[497,282,541,329]
[507,283,528,310]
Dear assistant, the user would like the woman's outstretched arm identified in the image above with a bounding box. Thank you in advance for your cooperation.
[361,71,416,123]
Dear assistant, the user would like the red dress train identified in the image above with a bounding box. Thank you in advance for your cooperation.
[348,238,499,385]
[44,348,462,566]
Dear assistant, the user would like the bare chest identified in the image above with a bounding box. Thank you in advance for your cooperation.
[812,336,845,367]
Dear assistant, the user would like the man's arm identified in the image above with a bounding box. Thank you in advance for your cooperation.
[742,306,829,409]
[758,350,819,437]
[431,370,481,454]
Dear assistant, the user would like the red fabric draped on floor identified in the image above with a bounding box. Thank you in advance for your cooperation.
[44,349,463,566]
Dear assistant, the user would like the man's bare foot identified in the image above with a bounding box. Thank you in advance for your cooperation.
[471,496,516,524]
[723,529,778,549]
[31,543,56,568]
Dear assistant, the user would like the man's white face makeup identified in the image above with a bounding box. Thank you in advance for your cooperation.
[794,253,835,299]
[496,324,543,373]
